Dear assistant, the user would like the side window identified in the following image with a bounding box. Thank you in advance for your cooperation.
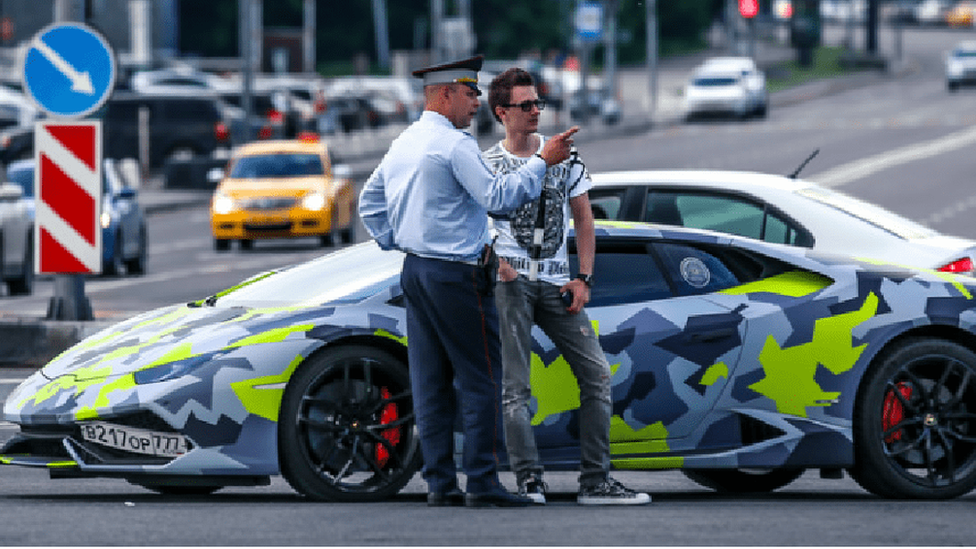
[587,188,626,220]
[653,242,742,296]
[647,191,811,247]
[569,241,672,306]
[672,193,765,239]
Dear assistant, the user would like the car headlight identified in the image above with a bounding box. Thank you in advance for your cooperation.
[302,192,327,211]
[133,353,221,385]
[100,211,112,229]
[212,194,236,215]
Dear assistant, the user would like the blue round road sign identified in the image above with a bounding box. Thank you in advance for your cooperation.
[22,22,116,119]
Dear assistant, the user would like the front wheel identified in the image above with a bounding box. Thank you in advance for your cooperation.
[278,345,421,502]
[682,468,805,493]
[850,339,976,499]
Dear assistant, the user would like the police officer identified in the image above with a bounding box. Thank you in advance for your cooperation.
[359,55,579,507]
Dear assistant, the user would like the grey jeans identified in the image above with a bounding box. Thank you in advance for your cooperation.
[496,275,612,487]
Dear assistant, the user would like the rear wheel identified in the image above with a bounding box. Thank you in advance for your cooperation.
[278,345,421,501]
[239,239,253,251]
[682,468,805,493]
[850,339,976,499]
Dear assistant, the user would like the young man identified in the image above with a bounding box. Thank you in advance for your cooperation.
[484,67,651,506]
[359,56,579,508]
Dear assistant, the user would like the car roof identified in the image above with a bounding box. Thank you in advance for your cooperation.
[590,169,810,193]
[232,139,329,157]
[698,57,757,70]
[953,40,976,52]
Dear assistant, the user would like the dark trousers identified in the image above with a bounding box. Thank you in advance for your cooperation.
[400,253,504,494]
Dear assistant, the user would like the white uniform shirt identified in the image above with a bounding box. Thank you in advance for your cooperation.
[359,111,547,263]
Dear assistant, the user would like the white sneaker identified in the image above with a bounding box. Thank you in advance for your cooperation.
[517,475,548,505]
[577,477,651,505]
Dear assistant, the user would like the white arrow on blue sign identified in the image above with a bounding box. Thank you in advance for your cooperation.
[21,22,116,119]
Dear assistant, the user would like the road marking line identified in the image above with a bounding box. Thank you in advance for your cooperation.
[810,125,976,188]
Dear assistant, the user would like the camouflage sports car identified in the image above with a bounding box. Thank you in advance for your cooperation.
[4,222,976,501]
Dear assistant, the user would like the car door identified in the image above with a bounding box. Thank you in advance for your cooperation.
[0,182,29,276]
[531,237,747,464]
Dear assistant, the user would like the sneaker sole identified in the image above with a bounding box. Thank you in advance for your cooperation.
[577,494,652,505]
[525,493,546,505]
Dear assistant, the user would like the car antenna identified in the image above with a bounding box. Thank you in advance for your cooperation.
[788,148,819,179]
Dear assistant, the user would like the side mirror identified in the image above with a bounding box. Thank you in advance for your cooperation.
[207,167,226,183]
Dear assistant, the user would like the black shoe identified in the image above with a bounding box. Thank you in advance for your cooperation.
[465,488,533,508]
[427,488,465,507]
[517,474,548,505]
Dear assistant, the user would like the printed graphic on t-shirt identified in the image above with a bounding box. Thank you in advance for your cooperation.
[484,147,572,260]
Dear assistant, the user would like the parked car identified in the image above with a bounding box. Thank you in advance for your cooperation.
[915,0,952,24]
[684,57,768,120]
[0,178,32,295]
[945,40,976,91]
[0,124,34,165]
[209,138,355,251]
[945,0,976,26]
[100,92,232,170]
[129,66,237,95]
[586,169,976,276]
[4,157,147,276]
[6,222,976,500]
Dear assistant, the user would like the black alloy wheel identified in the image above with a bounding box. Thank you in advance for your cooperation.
[279,345,421,502]
[850,338,976,499]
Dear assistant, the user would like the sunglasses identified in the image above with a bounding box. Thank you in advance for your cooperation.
[502,99,546,112]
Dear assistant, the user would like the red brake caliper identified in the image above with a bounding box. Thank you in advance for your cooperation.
[375,387,401,467]
[883,382,913,443]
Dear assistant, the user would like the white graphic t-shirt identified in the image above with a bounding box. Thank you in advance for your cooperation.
[483,134,591,285]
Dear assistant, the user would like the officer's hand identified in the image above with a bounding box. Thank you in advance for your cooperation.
[539,126,579,166]
[497,258,518,282]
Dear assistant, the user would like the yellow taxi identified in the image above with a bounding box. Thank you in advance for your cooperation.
[946,1,976,26]
[209,137,355,251]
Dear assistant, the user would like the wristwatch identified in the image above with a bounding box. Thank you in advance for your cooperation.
[575,273,593,287]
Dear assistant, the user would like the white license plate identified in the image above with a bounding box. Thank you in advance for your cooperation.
[80,421,188,457]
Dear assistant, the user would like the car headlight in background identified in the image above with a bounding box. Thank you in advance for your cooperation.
[212,194,236,215]
[100,211,112,229]
[302,192,326,211]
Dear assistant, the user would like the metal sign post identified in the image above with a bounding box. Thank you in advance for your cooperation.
[21,22,116,321]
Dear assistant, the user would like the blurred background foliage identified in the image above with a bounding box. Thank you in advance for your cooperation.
[180,0,722,72]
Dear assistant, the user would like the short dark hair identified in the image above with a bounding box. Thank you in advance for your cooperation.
[487,68,535,123]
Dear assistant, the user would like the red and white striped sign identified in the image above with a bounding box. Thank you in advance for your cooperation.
[34,121,102,274]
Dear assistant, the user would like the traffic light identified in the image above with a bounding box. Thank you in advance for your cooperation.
[739,0,759,19]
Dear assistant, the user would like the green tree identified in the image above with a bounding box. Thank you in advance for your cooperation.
[178,1,718,71]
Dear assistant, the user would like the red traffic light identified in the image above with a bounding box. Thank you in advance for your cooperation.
[739,0,759,18]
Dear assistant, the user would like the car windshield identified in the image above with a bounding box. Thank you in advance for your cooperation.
[693,77,739,86]
[796,186,938,240]
[5,164,34,198]
[230,153,324,178]
[216,241,404,307]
